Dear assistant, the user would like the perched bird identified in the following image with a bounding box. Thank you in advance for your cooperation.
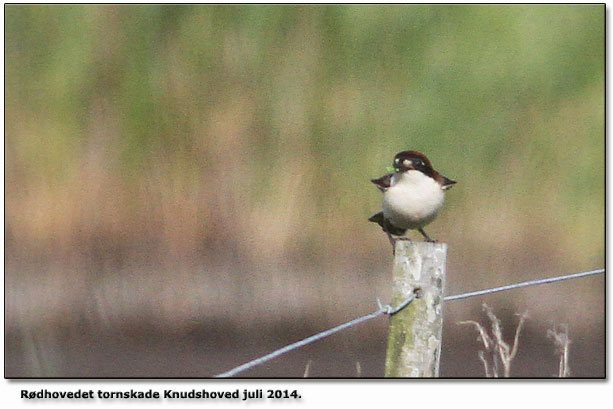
[369,151,456,246]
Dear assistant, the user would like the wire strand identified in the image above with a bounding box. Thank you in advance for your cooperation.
[215,306,388,378]
[214,268,604,377]
[444,268,604,301]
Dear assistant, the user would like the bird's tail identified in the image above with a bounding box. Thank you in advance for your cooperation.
[368,212,385,227]
[368,212,406,236]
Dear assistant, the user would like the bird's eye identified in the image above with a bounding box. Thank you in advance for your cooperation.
[403,159,411,167]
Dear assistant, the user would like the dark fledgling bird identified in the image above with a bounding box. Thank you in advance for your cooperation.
[369,151,456,247]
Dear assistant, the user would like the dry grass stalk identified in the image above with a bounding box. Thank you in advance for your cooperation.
[355,361,361,377]
[459,303,528,377]
[303,360,312,378]
[547,324,571,377]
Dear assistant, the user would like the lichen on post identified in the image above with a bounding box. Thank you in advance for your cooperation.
[384,241,447,377]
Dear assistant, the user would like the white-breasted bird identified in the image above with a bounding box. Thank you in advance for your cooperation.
[369,150,456,246]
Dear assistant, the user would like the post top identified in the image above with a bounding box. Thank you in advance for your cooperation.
[394,240,448,249]
[393,240,448,254]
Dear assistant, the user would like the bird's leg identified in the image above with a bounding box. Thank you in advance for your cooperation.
[386,232,397,255]
[418,228,436,243]
[388,234,413,255]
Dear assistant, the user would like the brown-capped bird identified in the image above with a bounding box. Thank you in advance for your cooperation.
[369,151,456,246]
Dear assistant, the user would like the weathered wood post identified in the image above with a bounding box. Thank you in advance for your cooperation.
[385,241,447,377]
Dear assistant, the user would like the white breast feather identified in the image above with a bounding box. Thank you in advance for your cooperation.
[382,170,445,229]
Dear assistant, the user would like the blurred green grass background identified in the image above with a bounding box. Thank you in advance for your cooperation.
[5,4,604,377]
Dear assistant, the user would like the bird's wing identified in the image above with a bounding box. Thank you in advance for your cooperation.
[368,212,386,226]
[441,175,457,190]
[371,173,393,192]
[368,212,407,236]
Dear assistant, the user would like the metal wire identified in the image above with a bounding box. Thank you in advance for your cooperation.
[444,268,604,301]
[215,295,415,378]
[214,268,604,377]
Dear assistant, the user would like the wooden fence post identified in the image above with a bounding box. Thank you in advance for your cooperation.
[384,241,447,377]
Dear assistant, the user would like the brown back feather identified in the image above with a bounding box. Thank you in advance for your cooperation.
[371,173,393,192]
